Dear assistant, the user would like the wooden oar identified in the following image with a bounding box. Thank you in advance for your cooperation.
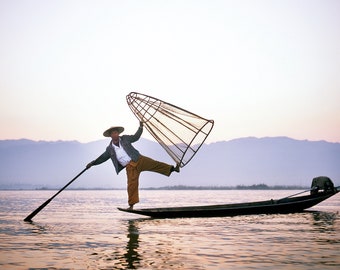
[24,167,88,222]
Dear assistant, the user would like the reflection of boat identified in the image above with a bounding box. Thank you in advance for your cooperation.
[118,187,339,219]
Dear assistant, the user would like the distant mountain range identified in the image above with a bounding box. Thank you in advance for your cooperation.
[0,137,339,189]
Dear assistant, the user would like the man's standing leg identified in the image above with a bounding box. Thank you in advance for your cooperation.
[125,163,140,208]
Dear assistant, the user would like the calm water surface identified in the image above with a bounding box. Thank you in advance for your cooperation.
[0,189,339,269]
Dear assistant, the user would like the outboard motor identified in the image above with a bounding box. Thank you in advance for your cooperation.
[311,176,335,195]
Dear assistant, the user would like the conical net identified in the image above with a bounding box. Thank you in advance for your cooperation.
[126,92,214,167]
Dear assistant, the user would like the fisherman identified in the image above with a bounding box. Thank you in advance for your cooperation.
[86,121,180,209]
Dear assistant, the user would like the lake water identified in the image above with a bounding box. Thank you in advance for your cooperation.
[0,189,339,269]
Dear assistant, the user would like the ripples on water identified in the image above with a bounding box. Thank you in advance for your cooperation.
[0,190,339,269]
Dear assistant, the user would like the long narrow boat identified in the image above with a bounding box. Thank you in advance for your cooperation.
[118,187,339,218]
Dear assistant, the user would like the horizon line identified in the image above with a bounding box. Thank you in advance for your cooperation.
[1,136,339,144]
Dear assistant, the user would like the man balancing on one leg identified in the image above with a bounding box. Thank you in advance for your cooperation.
[86,121,180,210]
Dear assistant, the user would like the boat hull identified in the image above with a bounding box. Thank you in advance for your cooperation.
[118,190,338,218]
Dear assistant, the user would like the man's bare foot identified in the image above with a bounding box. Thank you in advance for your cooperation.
[173,163,180,173]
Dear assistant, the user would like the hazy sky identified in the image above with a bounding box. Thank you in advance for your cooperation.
[1,0,339,143]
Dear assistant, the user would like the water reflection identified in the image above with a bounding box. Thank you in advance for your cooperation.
[124,220,141,269]
[310,211,337,231]
[120,218,188,269]
[25,221,49,235]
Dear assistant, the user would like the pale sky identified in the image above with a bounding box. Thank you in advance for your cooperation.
[1,0,339,143]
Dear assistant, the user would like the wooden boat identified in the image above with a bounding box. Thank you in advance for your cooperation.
[118,187,339,218]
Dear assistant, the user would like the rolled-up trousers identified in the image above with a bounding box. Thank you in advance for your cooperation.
[125,155,173,206]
